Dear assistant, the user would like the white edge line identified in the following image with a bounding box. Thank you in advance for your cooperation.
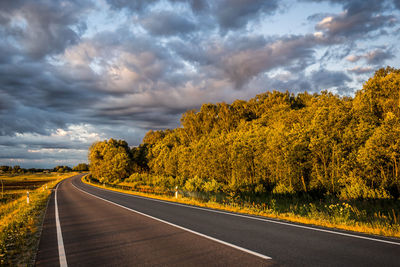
[55,182,68,267]
[79,180,400,247]
[71,182,272,260]
[32,185,53,266]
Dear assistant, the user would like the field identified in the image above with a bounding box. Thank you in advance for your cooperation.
[0,173,59,205]
[0,173,76,266]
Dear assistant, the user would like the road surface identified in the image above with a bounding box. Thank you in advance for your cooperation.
[35,175,400,266]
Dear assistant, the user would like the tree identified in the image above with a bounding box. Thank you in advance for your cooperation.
[12,165,23,174]
[131,145,149,173]
[0,166,11,173]
[88,139,132,184]
[357,112,400,198]
[53,166,72,172]
[73,163,89,172]
[353,66,400,124]
[88,67,400,200]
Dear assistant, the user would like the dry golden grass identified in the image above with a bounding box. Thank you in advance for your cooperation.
[0,173,77,266]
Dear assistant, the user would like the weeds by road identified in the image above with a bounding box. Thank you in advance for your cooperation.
[84,175,400,239]
[0,173,77,266]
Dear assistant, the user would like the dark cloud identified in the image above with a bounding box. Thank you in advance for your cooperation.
[255,72,313,93]
[169,33,321,89]
[213,0,279,32]
[394,0,400,9]
[108,0,279,34]
[0,0,90,59]
[310,68,351,91]
[139,11,196,36]
[166,0,210,14]
[256,68,352,94]
[310,0,396,42]
[105,0,157,12]
[246,67,354,95]
[219,35,318,88]
[364,49,394,65]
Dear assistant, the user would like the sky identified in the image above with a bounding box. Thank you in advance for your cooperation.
[0,0,399,168]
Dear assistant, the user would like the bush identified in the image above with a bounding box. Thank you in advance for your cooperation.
[184,176,204,192]
[203,179,221,193]
[340,173,391,200]
[273,183,295,194]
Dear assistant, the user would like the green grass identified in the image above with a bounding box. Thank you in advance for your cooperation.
[84,175,400,238]
[0,173,76,266]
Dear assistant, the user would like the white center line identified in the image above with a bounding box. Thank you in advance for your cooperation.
[55,182,68,267]
[72,182,272,261]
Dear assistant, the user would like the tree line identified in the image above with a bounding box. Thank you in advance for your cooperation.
[0,163,89,174]
[89,67,400,200]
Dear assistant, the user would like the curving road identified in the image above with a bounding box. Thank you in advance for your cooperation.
[35,175,400,266]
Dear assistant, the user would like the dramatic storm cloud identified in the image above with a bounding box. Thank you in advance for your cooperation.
[0,0,399,168]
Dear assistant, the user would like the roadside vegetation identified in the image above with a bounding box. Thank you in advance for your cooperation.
[87,67,400,237]
[0,173,76,266]
[85,174,400,237]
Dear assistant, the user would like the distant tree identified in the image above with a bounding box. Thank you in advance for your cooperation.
[73,163,89,172]
[11,165,23,174]
[0,166,11,173]
[53,165,72,173]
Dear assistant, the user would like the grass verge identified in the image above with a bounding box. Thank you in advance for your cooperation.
[0,173,77,266]
[83,175,400,239]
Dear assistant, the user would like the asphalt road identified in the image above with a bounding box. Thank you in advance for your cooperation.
[36,175,400,266]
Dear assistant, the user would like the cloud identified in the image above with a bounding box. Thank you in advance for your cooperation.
[219,35,319,88]
[310,68,352,92]
[345,48,394,65]
[311,0,397,42]
[0,0,398,167]
[0,124,103,168]
[105,0,157,13]
[364,49,394,65]
[139,11,196,36]
[107,0,279,34]
[170,33,323,89]
[0,0,90,59]
[393,0,400,9]
[243,67,354,95]
[345,54,361,62]
[212,0,279,32]
[347,66,373,74]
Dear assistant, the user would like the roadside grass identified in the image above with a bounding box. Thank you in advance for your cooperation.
[0,173,77,266]
[83,175,400,239]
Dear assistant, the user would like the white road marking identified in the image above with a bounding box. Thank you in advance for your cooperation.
[72,183,272,260]
[79,179,400,247]
[55,182,68,267]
